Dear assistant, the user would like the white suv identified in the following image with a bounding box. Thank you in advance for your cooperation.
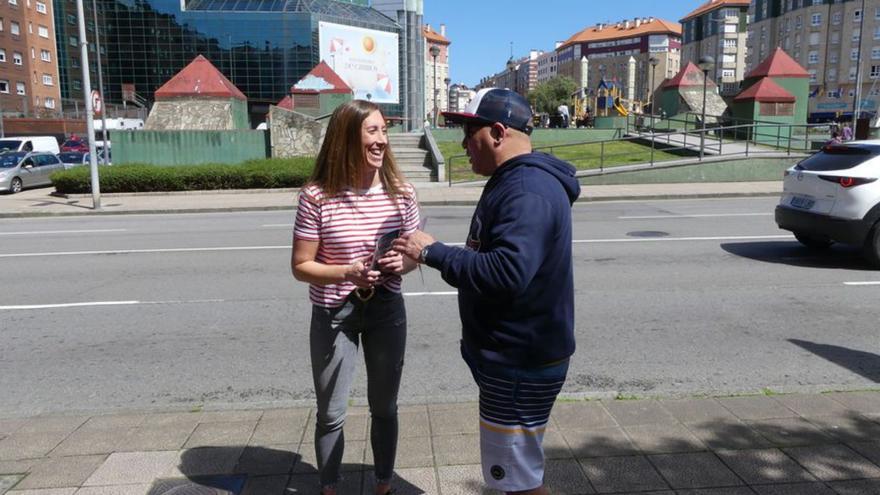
[776,140,880,266]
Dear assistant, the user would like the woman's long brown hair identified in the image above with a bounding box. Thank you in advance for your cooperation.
[308,99,406,197]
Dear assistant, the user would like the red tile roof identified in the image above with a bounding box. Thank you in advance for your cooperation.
[745,48,810,79]
[154,55,246,101]
[734,77,796,102]
[291,61,352,95]
[681,0,750,22]
[275,95,294,110]
[661,62,718,89]
[560,18,681,50]
[423,25,450,45]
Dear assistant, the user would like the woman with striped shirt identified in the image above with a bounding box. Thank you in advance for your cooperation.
[292,99,420,495]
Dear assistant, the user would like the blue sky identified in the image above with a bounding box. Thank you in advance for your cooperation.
[422,0,700,87]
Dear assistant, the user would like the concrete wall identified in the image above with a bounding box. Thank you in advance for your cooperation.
[113,130,269,166]
[430,128,621,143]
[269,106,326,158]
[580,156,800,185]
[145,98,250,130]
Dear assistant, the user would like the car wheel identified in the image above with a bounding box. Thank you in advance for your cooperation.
[10,177,22,194]
[794,232,833,249]
[862,224,880,268]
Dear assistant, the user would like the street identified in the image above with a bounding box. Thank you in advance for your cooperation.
[1,196,879,417]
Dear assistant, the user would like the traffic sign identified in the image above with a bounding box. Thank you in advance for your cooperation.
[91,90,102,115]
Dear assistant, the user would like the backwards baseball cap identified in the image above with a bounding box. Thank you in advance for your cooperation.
[442,88,533,134]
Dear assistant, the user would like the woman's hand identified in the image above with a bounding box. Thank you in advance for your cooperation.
[344,258,380,288]
[375,250,405,275]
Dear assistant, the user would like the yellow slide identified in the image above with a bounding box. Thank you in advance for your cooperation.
[613,99,629,117]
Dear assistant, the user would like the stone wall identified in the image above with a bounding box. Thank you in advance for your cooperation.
[145,98,245,130]
[269,106,326,157]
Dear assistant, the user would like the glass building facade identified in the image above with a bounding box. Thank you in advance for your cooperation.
[58,0,403,122]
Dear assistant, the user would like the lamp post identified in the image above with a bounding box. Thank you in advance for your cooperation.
[649,56,659,129]
[429,44,440,128]
[444,76,451,113]
[506,57,517,95]
[698,55,714,161]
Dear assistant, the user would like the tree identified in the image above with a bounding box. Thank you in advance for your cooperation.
[528,76,578,115]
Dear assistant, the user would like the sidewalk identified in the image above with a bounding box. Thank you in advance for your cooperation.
[0,181,783,217]
[1,391,879,494]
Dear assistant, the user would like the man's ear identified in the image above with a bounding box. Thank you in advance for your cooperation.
[490,123,506,143]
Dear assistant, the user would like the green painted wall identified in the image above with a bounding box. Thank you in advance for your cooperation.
[593,116,627,130]
[431,128,621,143]
[114,130,269,166]
[580,157,801,185]
[320,93,352,116]
[770,77,809,125]
[231,99,250,129]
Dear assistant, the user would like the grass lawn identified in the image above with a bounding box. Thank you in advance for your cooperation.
[438,139,680,183]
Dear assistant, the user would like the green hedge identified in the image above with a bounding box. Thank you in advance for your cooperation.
[51,157,316,194]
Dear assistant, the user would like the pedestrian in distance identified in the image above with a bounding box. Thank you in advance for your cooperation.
[291,99,421,495]
[842,122,853,142]
[393,88,581,495]
[828,130,843,145]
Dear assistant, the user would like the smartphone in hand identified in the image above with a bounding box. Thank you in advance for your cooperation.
[371,229,400,271]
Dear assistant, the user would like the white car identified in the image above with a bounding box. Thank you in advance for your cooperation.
[776,140,880,266]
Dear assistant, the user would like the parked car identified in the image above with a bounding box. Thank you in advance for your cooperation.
[60,137,89,153]
[0,152,65,193]
[57,151,88,169]
[0,136,60,154]
[775,140,880,266]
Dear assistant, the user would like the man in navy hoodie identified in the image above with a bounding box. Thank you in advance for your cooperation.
[393,88,580,495]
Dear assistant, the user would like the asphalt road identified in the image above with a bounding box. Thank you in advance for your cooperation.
[1,197,879,417]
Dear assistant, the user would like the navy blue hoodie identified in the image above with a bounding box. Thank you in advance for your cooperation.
[424,152,581,367]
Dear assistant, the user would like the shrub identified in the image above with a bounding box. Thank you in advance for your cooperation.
[51,157,316,194]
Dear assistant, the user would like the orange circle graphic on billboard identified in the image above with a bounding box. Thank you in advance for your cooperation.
[362,36,376,53]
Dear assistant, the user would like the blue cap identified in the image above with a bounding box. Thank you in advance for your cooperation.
[442,88,533,134]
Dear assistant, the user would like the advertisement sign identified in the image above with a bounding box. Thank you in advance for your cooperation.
[319,21,399,104]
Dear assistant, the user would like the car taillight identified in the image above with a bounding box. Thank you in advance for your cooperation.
[818,175,877,188]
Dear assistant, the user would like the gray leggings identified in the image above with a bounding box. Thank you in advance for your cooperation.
[310,288,407,488]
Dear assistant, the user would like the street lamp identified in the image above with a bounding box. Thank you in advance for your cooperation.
[506,57,517,95]
[698,55,714,160]
[649,56,659,129]
[444,77,451,114]
[429,44,440,128]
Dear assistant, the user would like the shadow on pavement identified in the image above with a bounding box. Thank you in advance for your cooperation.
[720,241,874,270]
[790,339,880,384]
[146,445,425,494]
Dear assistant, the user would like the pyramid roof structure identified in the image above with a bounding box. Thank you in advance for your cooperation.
[745,48,809,79]
[275,95,294,110]
[291,61,352,95]
[661,62,718,90]
[154,55,246,101]
[734,77,796,102]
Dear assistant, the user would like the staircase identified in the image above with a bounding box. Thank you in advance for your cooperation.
[388,132,435,183]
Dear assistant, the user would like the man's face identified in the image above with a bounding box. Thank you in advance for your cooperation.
[461,121,496,176]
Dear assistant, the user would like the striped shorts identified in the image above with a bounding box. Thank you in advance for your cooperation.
[462,345,569,492]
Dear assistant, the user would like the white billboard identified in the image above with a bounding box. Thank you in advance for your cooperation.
[319,21,400,104]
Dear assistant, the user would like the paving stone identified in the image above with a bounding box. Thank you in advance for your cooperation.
[82,451,179,486]
[659,398,739,423]
[287,471,362,494]
[551,402,617,430]
[784,444,880,481]
[398,410,431,438]
[804,414,880,444]
[365,435,434,468]
[0,474,25,494]
[0,433,70,461]
[198,410,263,424]
[363,468,437,495]
[5,489,76,494]
[436,464,500,495]
[304,414,369,443]
[432,434,480,466]
[79,415,146,431]
[168,446,244,477]
[0,459,38,474]
[259,408,310,424]
[563,426,639,458]
[543,430,573,459]
[182,421,256,449]
[826,392,880,414]
[427,405,479,435]
[295,441,366,474]
[683,420,775,450]
[15,418,87,436]
[716,396,796,420]
[241,474,289,495]
[139,412,201,428]
[828,478,880,494]
[623,423,706,453]
[603,400,678,426]
[0,420,25,437]
[115,424,196,452]
[648,452,743,489]
[847,441,880,466]
[772,395,852,417]
[751,482,837,494]
[746,418,836,447]
[674,488,756,495]
[715,448,817,484]
[13,455,106,490]
[73,485,151,495]
[579,455,667,493]
[234,444,298,476]
[249,418,306,446]
[49,428,131,457]
[542,458,593,494]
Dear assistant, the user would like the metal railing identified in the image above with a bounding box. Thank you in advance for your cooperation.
[445,115,827,185]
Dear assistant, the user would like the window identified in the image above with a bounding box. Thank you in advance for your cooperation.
[71,57,78,68]
[810,32,821,45]
[832,11,841,24]
[812,13,822,26]
[854,9,862,21]
[853,29,861,43]
[809,68,817,82]
[7,0,16,5]
[0,80,8,94]
[43,97,54,109]
[39,49,49,62]
[796,16,803,29]
[850,67,858,79]
[830,52,839,63]
[72,79,80,90]
[722,69,735,78]
[852,48,860,60]
[12,52,22,65]
[66,14,74,24]
[812,0,821,5]
[831,31,840,44]
[875,26,880,39]
[0,17,4,31]
[27,22,31,34]
[827,68,837,80]
[35,0,44,12]
[809,51,819,64]
[760,102,794,116]
[37,25,47,38]
[41,73,52,86]
[874,47,880,59]
[876,7,880,19]
[0,49,4,62]
[872,65,880,78]
[827,89,838,97]
[15,82,24,95]
[10,21,19,35]
[68,36,77,46]
[29,47,33,59]
[724,38,737,48]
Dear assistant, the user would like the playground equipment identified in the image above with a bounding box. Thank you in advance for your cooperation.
[595,79,642,117]
[570,89,592,127]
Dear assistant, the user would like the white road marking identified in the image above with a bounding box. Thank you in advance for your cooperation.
[0,229,127,236]
[262,224,293,228]
[0,245,289,258]
[0,301,140,310]
[843,281,880,286]
[403,291,458,297]
[619,213,772,219]
[574,234,792,243]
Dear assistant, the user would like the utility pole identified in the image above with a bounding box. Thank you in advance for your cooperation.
[91,0,108,166]
[852,0,867,124]
[76,0,100,209]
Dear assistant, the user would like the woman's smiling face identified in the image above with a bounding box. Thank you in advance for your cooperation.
[361,109,388,171]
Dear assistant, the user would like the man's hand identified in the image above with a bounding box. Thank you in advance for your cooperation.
[344,257,380,288]
[392,230,436,263]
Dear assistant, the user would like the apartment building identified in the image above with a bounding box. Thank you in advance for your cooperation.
[536,44,561,83]
[748,0,880,119]
[680,0,750,95]
[0,0,60,117]
[477,50,542,98]
[448,83,475,112]
[556,17,682,104]
[424,23,449,123]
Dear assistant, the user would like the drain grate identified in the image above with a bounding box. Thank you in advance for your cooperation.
[626,230,670,238]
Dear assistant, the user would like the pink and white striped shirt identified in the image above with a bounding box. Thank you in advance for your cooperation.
[294,182,420,307]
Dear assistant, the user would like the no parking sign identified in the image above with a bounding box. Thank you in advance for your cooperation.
[91,90,102,115]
